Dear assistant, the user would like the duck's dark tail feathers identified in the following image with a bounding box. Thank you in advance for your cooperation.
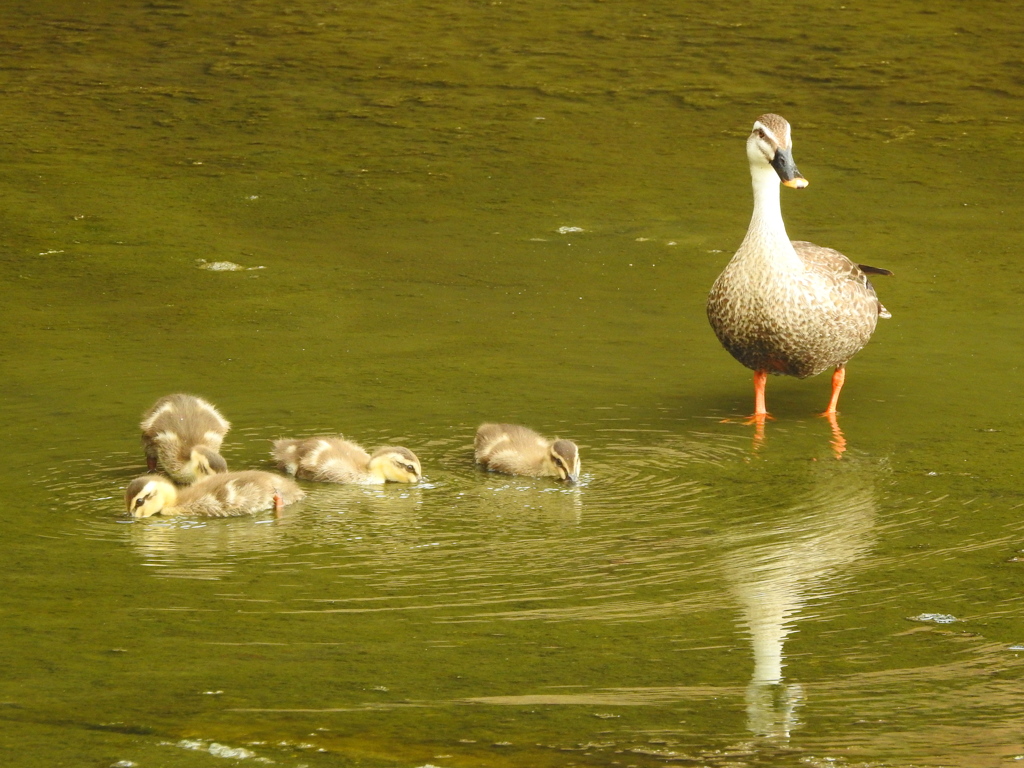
[858,264,893,276]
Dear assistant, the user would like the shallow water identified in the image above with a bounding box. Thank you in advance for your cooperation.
[3,1,1024,766]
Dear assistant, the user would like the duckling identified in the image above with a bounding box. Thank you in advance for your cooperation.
[474,423,580,483]
[707,114,891,418]
[272,436,422,484]
[125,471,304,518]
[140,393,231,483]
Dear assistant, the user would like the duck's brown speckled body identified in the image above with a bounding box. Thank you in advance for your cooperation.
[273,436,421,484]
[707,113,890,415]
[125,471,304,518]
[474,423,580,483]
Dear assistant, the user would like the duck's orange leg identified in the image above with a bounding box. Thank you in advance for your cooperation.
[823,365,846,416]
[753,369,769,417]
[742,370,772,439]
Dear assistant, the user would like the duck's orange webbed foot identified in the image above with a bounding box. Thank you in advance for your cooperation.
[718,412,774,426]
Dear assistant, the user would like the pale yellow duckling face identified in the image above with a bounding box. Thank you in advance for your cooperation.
[368,447,422,483]
[184,446,228,482]
[124,475,178,518]
[549,439,580,484]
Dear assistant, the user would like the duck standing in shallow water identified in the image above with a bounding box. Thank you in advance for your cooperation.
[140,394,231,483]
[125,471,304,517]
[707,114,891,419]
[474,423,580,483]
[272,436,422,484]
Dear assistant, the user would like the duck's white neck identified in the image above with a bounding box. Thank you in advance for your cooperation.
[738,163,801,269]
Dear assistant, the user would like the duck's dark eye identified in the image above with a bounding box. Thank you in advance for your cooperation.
[134,494,150,509]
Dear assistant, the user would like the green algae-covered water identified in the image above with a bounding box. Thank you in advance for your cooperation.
[4,1,1024,766]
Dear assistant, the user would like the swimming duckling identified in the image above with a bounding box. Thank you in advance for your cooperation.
[272,436,422,484]
[125,471,304,518]
[140,393,231,483]
[474,423,580,483]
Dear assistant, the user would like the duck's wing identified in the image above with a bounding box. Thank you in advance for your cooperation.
[792,241,892,320]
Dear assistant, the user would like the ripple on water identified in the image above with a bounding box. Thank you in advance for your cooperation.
[53,428,745,608]
[40,420,1024,768]
[50,427,968,640]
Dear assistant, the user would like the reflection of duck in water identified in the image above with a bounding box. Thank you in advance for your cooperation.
[273,436,421,484]
[474,423,580,483]
[140,394,230,483]
[125,471,303,518]
[719,463,878,739]
[707,114,891,420]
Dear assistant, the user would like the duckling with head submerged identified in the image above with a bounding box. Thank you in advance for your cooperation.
[140,393,231,483]
[706,113,891,419]
[474,423,580,483]
[125,470,304,518]
[272,436,422,484]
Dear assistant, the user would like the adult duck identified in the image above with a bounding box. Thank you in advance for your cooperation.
[707,113,891,418]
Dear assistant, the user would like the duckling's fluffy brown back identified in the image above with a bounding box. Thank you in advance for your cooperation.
[177,471,303,516]
[273,436,372,483]
[474,423,560,478]
[140,393,230,481]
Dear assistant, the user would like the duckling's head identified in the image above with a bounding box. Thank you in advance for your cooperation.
[185,446,228,482]
[124,475,178,518]
[549,439,580,484]
[368,447,422,483]
[748,114,807,189]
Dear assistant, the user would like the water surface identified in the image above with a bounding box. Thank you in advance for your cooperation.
[3,1,1024,766]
